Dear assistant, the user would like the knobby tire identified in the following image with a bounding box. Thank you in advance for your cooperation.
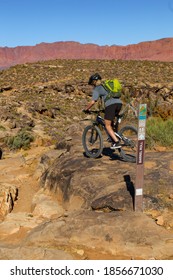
[82,125,103,158]
[118,125,138,163]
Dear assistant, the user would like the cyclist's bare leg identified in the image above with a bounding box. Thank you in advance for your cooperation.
[105,119,119,143]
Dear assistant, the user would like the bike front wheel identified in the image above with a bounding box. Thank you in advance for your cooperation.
[118,125,138,162]
[82,125,104,158]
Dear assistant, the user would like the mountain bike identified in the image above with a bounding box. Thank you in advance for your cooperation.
[82,102,138,162]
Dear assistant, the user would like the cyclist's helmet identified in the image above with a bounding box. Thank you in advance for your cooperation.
[88,73,102,85]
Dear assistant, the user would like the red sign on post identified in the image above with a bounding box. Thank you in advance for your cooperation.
[135,104,147,211]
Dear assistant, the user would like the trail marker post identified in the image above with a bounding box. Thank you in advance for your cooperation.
[134,104,147,211]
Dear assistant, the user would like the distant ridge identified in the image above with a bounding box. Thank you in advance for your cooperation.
[0,38,173,68]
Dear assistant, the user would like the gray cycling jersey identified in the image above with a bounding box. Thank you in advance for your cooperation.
[92,85,122,107]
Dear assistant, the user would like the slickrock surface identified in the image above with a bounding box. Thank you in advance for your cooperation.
[0,127,173,260]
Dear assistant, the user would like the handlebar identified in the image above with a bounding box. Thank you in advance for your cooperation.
[82,109,105,115]
[83,101,138,118]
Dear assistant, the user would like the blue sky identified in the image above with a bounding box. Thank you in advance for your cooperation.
[0,0,173,47]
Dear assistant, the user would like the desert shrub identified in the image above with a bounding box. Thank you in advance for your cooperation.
[146,117,173,149]
[0,125,6,131]
[5,129,34,150]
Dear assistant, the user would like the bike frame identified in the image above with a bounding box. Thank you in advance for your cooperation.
[87,101,137,145]
[82,102,138,161]
[93,114,123,142]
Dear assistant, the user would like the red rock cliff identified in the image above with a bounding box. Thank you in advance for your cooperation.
[0,38,173,68]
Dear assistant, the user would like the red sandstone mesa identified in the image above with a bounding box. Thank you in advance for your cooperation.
[0,38,173,68]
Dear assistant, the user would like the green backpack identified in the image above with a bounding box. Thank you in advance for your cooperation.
[102,79,122,102]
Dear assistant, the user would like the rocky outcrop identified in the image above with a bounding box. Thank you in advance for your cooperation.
[0,138,173,260]
[0,183,18,219]
[0,38,173,68]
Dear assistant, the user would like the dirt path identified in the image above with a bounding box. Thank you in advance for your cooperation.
[0,146,51,213]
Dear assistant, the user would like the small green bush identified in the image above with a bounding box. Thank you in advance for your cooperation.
[5,129,34,150]
[0,125,6,131]
[146,117,173,149]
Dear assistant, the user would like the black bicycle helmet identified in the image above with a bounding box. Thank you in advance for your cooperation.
[88,73,102,85]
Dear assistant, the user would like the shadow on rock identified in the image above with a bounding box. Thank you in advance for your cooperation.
[124,175,135,209]
[102,147,123,161]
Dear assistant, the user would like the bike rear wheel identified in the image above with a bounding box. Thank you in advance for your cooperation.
[82,125,103,158]
[118,125,138,162]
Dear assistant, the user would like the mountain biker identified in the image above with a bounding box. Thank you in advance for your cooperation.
[84,73,122,149]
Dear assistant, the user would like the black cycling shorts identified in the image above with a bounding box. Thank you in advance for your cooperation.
[104,103,122,121]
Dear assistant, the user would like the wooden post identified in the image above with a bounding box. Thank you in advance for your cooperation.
[134,104,147,211]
